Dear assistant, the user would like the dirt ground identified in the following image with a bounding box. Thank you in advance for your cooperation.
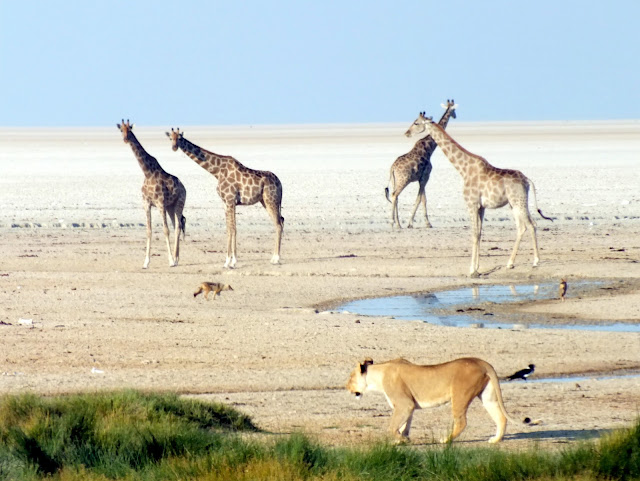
[1,219,639,451]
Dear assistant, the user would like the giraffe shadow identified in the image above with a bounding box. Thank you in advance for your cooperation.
[473,266,502,277]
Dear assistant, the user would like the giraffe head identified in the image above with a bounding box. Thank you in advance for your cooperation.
[165,127,183,151]
[404,112,433,138]
[117,119,135,143]
[441,99,457,120]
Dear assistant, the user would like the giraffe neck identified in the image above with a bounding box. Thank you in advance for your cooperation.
[437,106,455,130]
[415,107,456,155]
[127,131,163,177]
[177,136,227,177]
[427,123,479,176]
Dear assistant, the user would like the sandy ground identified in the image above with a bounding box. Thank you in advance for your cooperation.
[1,121,639,451]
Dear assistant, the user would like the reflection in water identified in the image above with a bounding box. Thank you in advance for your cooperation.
[412,293,439,307]
[337,283,639,332]
[425,283,548,307]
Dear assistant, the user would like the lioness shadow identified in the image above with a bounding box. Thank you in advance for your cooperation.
[412,428,610,446]
[504,427,611,442]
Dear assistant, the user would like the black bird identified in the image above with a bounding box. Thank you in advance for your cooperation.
[507,364,535,381]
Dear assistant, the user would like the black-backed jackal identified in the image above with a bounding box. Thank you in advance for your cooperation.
[193,282,233,300]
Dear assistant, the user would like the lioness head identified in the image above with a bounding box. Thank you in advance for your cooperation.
[346,358,373,399]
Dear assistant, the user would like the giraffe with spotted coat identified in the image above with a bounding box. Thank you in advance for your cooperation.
[167,128,283,268]
[385,100,457,228]
[117,120,186,269]
[405,116,553,277]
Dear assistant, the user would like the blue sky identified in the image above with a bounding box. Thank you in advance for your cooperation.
[1,1,638,126]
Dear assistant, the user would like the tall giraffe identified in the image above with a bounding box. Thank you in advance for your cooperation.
[405,116,552,277]
[166,128,283,268]
[385,100,457,228]
[117,120,186,269]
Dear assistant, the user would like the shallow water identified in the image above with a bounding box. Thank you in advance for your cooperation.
[337,283,640,332]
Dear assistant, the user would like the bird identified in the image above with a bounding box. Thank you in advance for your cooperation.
[559,279,568,301]
[507,364,535,381]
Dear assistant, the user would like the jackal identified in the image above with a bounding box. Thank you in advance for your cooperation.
[193,282,233,300]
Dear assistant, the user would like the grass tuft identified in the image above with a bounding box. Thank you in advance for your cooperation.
[595,421,640,480]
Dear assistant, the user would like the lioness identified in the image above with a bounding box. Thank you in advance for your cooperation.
[193,282,233,300]
[346,357,511,444]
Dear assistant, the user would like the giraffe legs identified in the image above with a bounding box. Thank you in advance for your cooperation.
[530,219,541,267]
[271,224,283,264]
[386,170,401,229]
[390,192,402,228]
[507,207,539,269]
[408,165,432,228]
[265,202,284,264]
[389,179,409,229]
[160,208,177,267]
[224,205,237,268]
[407,181,432,229]
[469,206,484,277]
[143,204,152,269]
[169,191,186,267]
[407,190,422,228]
[171,210,181,267]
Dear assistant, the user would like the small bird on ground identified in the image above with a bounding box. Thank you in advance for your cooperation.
[507,364,535,381]
[559,279,568,301]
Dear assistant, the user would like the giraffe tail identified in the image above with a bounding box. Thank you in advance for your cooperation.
[528,179,554,222]
[275,200,284,232]
[180,215,187,240]
[385,169,395,203]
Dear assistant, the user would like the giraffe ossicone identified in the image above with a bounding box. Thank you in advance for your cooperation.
[405,115,552,277]
[166,128,284,268]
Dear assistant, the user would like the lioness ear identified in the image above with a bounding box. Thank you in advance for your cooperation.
[360,358,374,374]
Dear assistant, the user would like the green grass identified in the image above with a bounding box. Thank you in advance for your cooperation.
[0,390,638,480]
[0,390,257,480]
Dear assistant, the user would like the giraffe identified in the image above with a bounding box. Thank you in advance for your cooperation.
[405,116,553,277]
[385,100,457,228]
[166,128,283,268]
[117,120,186,269]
